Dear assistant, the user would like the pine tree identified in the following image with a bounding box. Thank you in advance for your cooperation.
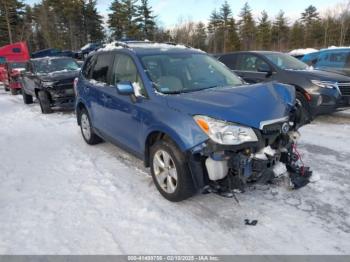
[289,21,304,49]
[220,1,232,52]
[227,18,240,51]
[108,0,124,39]
[84,0,105,43]
[238,2,256,50]
[301,5,320,47]
[207,9,222,53]
[256,11,271,50]
[136,0,156,40]
[193,22,207,51]
[0,0,25,45]
[120,0,139,39]
[271,10,289,51]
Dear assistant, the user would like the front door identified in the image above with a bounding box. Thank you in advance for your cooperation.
[234,54,273,83]
[101,53,147,155]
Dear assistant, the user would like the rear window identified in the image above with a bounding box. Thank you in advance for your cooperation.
[12,48,21,53]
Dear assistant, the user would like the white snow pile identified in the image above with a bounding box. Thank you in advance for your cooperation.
[289,48,319,56]
[98,42,124,52]
[324,46,350,50]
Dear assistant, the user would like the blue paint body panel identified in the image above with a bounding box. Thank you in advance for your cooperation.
[76,46,296,159]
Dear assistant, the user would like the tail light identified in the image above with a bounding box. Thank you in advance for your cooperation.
[73,77,79,96]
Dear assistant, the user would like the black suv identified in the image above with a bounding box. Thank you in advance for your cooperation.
[217,51,350,121]
[21,57,80,113]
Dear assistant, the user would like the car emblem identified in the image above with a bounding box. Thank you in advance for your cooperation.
[281,123,290,134]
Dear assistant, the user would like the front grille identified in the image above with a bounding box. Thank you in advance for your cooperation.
[338,82,350,96]
[51,83,75,98]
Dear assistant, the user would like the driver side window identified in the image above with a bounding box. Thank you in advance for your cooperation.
[112,54,147,97]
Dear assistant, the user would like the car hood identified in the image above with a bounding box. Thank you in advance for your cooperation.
[285,68,350,82]
[38,70,80,82]
[165,82,295,130]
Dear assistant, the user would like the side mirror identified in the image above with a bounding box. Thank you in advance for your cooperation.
[116,81,134,95]
[257,63,272,75]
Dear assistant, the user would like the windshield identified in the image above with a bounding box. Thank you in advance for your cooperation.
[34,58,79,74]
[263,53,309,70]
[140,53,243,94]
[9,62,26,70]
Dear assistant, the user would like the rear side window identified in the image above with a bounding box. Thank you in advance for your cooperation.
[91,53,115,84]
[219,54,237,69]
[82,56,95,79]
[236,54,269,72]
[12,48,21,53]
[316,51,350,68]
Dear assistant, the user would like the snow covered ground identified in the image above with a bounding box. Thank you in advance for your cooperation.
[0,87,350,255]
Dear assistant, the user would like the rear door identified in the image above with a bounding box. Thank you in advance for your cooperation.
[315,50,349,75]
[233,54,273,83]
[86,52,115,132]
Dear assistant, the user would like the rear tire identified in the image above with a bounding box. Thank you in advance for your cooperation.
[79,108,103,145]
[296,92,312,124]
[150,140,196,202]
[38,91,53,114]
[22,89,33,104]
[4,86,9,92]
[10,88,17,95]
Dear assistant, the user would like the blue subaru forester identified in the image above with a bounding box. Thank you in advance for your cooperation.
[75,41,310,202]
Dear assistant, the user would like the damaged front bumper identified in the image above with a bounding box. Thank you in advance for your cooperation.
[188,121,312,197]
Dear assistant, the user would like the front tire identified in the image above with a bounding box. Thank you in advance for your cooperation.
[38,91,53,114]
[296,92,312,124]
[150,140,196,202]
[22,89,33,104]
[79,108,102,145]
[10,88,17,95]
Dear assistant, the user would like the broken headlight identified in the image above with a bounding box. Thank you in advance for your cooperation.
[194,115,258,145]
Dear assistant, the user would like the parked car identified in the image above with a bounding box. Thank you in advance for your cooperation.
[216,51,350,122]
[77,43,102,60]
[75,41,310,202]
[301,51,321,66]
[31,48,77,59]
[305,48,350,78]
[31,48,62,59]
[3,61,26,95]
[21,57,80,113]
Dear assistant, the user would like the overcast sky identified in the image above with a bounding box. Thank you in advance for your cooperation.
[25,0,346,28]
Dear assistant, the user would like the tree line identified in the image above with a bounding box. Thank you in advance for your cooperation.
[0,0,349,53]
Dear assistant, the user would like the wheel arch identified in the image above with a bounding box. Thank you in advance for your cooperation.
[76,101,88,125]
[144,129,187,168]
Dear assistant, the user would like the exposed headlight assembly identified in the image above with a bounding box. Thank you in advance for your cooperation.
[311,80,337,89]
[194,115,258,145]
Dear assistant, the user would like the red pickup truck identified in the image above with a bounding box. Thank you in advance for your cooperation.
[0,42,30,94]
